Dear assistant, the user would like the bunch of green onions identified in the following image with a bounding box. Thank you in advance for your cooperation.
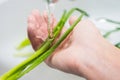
[0,8,88,80]
[102,18,120,48]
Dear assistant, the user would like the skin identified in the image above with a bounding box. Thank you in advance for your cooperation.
[27,10,120,80]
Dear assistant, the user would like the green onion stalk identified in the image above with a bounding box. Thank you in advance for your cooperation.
[101,18,120,48]
[115,42,120,48]
[0,8,89,80]
[104,28,120,38]
[16,38,31,50]
[102,18,120,25]
[104,28,120,48]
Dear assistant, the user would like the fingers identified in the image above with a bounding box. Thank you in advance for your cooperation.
[27,9,58,50]
[56,16,78,49]
[27,10,47,50]
[69,16,78,26]
[27,15,36,32]
[53,16,78,50]
[43,12,71,50]
[27,13,38,50]
[57,28,72,49]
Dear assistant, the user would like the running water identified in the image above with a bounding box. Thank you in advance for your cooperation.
[46,0,57,38]
[45,0,76,37]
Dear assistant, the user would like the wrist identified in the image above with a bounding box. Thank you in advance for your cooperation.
[77,40,120,80]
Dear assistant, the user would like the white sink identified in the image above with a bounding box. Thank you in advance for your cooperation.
[0,0,120,80]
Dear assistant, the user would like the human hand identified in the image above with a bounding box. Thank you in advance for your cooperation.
[27,10,120,80]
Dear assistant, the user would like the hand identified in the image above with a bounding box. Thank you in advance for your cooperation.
[27,10,120,80]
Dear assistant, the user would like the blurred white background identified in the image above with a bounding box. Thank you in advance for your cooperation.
[0,0,120,80]
[0,0,8,5]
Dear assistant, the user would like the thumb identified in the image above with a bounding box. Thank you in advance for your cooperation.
[69,16,78,25]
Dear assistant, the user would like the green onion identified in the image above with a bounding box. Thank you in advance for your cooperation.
[16,38,31,50]
[115,42,120,48]
[103,18,120,25]
[100,18,120,49]
[14,14,84,80]
[14,52,33,57]
[104,28,120,38]
[0,8,88,80]
[97,18,120,25]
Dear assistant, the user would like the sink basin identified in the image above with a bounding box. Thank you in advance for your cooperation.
[0,0,120,80]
